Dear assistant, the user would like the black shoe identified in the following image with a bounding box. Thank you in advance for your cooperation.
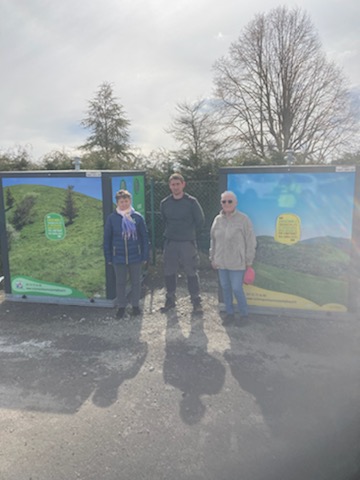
[192,301,203,315]
[132,306,141,316]
[222,313,234,326]
[160,298,176,313]
[116,307,125,319]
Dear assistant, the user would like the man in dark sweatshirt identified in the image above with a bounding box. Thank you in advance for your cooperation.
[160,173,205,313]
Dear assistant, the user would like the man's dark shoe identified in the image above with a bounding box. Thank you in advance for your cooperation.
[116,307,125,319]
[160,298,176,313]
[192,301,203,315]
[222,313,234,326]
[132,306,141,316]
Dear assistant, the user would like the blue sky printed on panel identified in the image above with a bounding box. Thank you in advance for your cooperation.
[228,172,355,240]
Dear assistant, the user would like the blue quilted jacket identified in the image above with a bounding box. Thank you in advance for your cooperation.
[104,210,149,265]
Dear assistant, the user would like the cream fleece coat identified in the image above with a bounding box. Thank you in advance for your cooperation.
[209,209,256,270]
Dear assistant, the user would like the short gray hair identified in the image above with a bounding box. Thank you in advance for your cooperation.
[221,190,237,201]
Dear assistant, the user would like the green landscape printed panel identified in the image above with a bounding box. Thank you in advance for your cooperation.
[3,176,105,299]
[111,175,145,215]
[228,169,356,312]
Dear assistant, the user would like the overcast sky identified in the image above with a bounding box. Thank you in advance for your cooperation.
[1,0,359,161]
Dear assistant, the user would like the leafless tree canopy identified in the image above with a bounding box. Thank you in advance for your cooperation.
[167,100,219,158]
[166,99,232,176]
[213,6,358,163]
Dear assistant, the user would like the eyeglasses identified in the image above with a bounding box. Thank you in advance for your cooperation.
[221,199,233,204]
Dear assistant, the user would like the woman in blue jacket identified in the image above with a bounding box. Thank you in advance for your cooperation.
[104,189,149,318]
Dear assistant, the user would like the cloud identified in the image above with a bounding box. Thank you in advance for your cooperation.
[1,0,359,160]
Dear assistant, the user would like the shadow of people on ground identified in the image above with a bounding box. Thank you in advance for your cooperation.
[0,302,148,413]
[90,316,148,407]
[222,316,360,480]
[163,311,226,425]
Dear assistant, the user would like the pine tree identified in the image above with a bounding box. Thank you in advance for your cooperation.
[80,82,131,168]
[61,186,78,225]
[6,188,15,209]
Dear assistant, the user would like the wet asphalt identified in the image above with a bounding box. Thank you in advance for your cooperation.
[0,286,360,480]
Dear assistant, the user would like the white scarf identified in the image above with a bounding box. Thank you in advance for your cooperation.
[116,206,137,239]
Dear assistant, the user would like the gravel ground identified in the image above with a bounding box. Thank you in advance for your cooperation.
[0,272,360,480]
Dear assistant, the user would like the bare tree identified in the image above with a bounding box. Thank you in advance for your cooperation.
[166,99,230,177]
[80,82,131,168]
[130,148,177,181]
[213,6,358,164]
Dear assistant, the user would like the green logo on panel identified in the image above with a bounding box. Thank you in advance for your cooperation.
[45,213,66,240]
[132,175,145,215]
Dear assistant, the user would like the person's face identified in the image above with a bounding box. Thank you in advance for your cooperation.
[221,194,237,213]
[117,197,131,211]
[169,179,185,197]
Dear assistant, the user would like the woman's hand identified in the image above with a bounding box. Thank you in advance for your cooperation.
[211,261,219,270]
